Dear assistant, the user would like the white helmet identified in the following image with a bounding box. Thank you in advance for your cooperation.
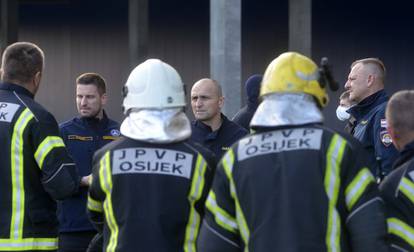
[122,59,186,114]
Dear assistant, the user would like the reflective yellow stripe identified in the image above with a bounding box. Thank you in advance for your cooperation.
[34,136,65,169]
[87,195,103,213]
[388,218,414,248]
[0,237,58,251]
[222,150,250,252]
[206,191,238,233]
[99,152,118,252]
[399,177,414,204]
[10,108,34,239]
[324,134,346,252]
[184,155,206,252]
[345,168,374,210]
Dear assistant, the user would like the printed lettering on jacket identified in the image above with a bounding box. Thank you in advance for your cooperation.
[237,128,323,161]
[112,147,193,179]
[0,102,20,123]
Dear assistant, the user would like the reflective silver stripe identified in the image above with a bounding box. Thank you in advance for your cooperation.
[99,152,118,252]
[345,168,374,210]
[87,195,103,213]
[222,150,250,250]
[324,134,346,252]
[0,238,58,250]
[10,108,34,239]
[206,191,238,233]
[184,155,206,252]
[388,218,414,248]
[399,177,414,204]
[34,136,65,169]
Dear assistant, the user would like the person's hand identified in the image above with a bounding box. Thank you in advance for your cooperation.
[80,175,92,187]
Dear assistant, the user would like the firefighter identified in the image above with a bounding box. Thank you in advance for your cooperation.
[379,90,414,251]
[0,42,89,251]
[87,59,215,251]
[197,52,388,252]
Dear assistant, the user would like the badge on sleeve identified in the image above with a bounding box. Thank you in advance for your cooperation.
[380,130,392,147]
[111,129,121,137]
[380,119,387,128]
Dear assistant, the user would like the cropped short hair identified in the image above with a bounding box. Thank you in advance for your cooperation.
[351,58,386,80]
[1,42,44,83]
[386,90,414,136]
[76,72,107,95]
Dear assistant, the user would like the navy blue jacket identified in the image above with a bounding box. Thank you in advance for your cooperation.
[58,111,120,233]
[191,114,248,160]
[348,90,399,179]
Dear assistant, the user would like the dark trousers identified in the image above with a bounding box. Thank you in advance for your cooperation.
[58,231,97,252]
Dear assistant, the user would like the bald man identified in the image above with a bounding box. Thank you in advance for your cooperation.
[345,58,398,181]
[379,90,414,251]
[190,78,248,159]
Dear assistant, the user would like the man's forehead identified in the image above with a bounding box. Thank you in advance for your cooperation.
[350,63,365,74]
[191,81,218,96]
[76,84,99,94]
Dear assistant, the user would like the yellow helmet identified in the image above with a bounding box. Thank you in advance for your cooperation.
[260,52,329,107]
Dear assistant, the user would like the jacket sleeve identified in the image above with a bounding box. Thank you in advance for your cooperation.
[341,138,388,252]
[373,109,399,177]
[197,149,242,252]
[87,149,109,233]
[380,168,414,251]
[32,114,80,200]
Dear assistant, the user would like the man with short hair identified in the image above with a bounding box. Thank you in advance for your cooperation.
[345,58,399,180]
[0,42,89,251]
[190,78,248,159]
[58,73,120,252]
[379,90,414,251]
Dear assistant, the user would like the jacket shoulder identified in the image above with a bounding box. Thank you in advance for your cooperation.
[107,118,120,128]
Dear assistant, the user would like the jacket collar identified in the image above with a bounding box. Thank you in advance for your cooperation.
[193,113,228,133]
[393,140,414,168]
[77,110,109,128]
[347,90,388,120]
[0,82,34,99]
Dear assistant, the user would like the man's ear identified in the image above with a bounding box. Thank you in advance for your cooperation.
[218,96,224,109]
[32,71,42,94]
[367,74,375,87]
[101,93,108,106]
[387,123,400,151]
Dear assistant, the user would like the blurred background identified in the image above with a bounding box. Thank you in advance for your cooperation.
[3,0,412,131]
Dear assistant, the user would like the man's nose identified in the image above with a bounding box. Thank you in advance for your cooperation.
[81,97,88,106]
[344,81,350,89]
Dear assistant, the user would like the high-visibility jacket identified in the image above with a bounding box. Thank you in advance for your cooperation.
[0,82,81,251]
[380,140,414,251]
[87,137,216,252]
[198,124,388,252]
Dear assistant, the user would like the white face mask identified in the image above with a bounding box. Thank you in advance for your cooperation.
[336,105,351,121]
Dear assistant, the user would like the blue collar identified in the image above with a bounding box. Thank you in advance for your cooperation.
[0,82,34,99]
[347,90,388,120]
[76,110,110,128]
